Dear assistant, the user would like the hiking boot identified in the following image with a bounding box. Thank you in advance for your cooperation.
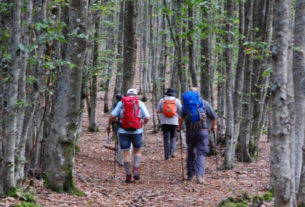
[186,176,194,181]
[125,174,132,183]
[197,176,207,184]
[171,152,176,158]
[133,167,140,180]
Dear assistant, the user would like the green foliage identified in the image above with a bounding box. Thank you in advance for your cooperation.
[14,201,42,207]
[263,191,273,201]
[7,187,18,197]
[7,188,37,204]
[0,2,13,14]
[75,145,81,153]
[34,19,67,44]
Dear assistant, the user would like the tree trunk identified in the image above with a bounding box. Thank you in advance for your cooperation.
[121,0,138,94]
[270,0,294,205]
[237,0,253,163]
[233,0,245,147]
[112,0,124,104]
[294,0,305,202]
[200,3,211,102]
[42,0,88,192]
[223,0,235,170]
[188,4,197,87]
[0,0,22,194]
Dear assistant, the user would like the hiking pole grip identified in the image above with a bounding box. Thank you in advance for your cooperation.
[180,130,184,181]
[213,131,219,176]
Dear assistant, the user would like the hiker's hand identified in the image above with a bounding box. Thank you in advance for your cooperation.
[211,126,217,133]
[177,127,181,132]
[106,126,111,134]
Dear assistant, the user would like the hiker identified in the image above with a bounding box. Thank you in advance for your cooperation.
[178,87,217,184]
[157,88,182,160]
[107,89,149,183]
[111,94,124,166]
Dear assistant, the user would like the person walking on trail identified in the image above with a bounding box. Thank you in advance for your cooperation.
[156,88,182,160]
[111,94,124,166]
[178,87,217,184]
[107,89,149,183]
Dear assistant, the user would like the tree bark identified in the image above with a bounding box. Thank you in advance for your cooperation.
[294,0,305,202]
[0,0,22,193]
[121,0,138,95]
[42,0,88,192]
[270,0,294,205]
[223,0,235,169]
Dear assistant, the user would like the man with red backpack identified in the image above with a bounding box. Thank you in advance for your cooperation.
[178,87,217,184]
[107,89,149,183]
[157,88,182,160]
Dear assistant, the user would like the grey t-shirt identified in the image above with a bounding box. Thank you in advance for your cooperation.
[157,96,182,126]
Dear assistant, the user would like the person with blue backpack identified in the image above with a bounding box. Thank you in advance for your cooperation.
[178,87,217,184]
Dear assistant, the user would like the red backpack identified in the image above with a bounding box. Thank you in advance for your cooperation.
[121,96,142,131]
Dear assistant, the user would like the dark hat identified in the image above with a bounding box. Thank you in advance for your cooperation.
[116,94,122,101]
[165,88,176,97]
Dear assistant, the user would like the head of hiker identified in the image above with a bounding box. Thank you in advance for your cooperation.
[127,88,137,96]
[190,87,198,92]
[165,88,176,97]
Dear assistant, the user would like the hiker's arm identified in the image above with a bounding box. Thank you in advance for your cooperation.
[178,117,184,131]
[107,115,117,133]
[143,118,149,127]
[211,119,217,132]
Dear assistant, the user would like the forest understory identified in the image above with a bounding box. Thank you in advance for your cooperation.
[1,91,272,207]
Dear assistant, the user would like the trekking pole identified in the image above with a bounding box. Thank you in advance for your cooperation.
[213,131,219,177]
[144,127,150,185]
[113,132,118,179]
[179,130,185,181]
[107,131,111,163]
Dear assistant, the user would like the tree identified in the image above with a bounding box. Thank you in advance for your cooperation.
[121,0,138,94]
[270,0,295,205]
[222,0,235,169]
[294,0,305,203]
[42,0,88,192]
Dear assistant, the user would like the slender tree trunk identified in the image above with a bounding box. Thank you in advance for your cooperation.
[237,0,253,162]
[233,0,245,147]
[0,0,22,193]
[112,0,124,103]
[223,0,235,169]
[200,3,211,102]
[42,0,88,192]
[270,0,294,205]
[294,0,305,202]
[121,0,137,94]
[188,4,197,87]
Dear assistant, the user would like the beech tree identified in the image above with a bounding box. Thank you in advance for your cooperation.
[42,0,88,192]
[270,0,295,205]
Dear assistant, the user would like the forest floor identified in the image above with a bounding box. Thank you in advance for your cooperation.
[1,91,272,207]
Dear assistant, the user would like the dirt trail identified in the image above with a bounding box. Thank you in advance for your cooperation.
[31,90,270,207]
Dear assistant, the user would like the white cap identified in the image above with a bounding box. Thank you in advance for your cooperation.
[127,88,137,95]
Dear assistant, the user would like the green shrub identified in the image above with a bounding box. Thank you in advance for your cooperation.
[14,201,42,207]
[263,191,273,201]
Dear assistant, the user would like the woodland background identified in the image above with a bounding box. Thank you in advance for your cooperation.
[0,0,304,206]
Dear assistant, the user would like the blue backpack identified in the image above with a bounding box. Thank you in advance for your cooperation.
[182,91,204,122]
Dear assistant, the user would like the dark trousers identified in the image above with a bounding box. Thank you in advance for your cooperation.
[186,129,209,178]
[162,124,177,160]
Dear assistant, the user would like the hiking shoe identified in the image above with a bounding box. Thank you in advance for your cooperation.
[197,176,207,184]
[186,176,194,181]
[126,174,132,183]
[133,168,140,180]
[171,152,176,158]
